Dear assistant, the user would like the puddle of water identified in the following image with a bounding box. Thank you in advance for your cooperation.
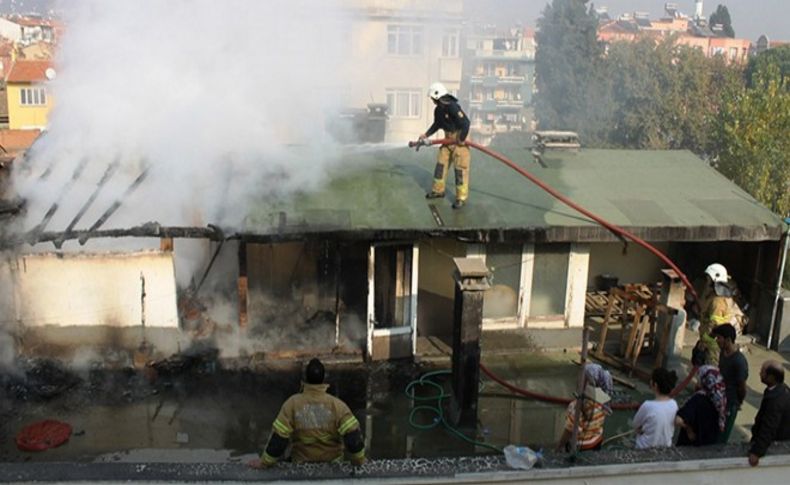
[0,360,647,463]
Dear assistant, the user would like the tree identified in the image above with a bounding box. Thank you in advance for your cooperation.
[713,64,790,217]
[709,4,735,38]
[746,44,790,87]
[601,38,742,153]
[534,0,612,144]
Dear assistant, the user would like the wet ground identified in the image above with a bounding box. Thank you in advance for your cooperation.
[0,352,649,465]
[4,341,788,481]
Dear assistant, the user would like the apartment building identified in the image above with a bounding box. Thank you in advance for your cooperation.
[460,25,535,146]
[597,4,752,64]
[0,15,59,45]
[342,0,464,143]
[5,60,54,130]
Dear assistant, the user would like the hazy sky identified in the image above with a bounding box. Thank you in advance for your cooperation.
[465,0,789,41]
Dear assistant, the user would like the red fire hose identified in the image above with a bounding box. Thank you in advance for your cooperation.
[410,138,700,409]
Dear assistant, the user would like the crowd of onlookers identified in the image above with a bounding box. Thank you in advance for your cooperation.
[557,262,790,466]
[558,325,788,466]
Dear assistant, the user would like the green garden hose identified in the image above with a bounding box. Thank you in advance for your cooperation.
[405,370,503,453]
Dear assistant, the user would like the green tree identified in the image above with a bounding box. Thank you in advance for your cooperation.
[603,38,742,154]
[746,44,790,87]
[713,64,790,216]
[535,0,611,144]
[709,4,735,38]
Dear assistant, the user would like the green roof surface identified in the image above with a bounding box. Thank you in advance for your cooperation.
[243,140,785,242]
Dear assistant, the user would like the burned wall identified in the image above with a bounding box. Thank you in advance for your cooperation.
[244,241,368,354]
[0,250,182,361]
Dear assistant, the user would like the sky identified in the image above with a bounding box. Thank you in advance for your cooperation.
[465,0,790,41]
[0,0,786,41]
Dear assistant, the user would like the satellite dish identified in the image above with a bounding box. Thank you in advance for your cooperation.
[45,67,56,80]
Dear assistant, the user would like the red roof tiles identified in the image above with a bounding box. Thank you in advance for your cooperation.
[6,60,53,83]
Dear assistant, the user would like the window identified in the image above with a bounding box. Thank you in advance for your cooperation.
[442,29,459,57]
[529,244,570,317]
[483,243,522,320]
[20,87,47,106]
[387,25,423,55]
[386,89,421,118]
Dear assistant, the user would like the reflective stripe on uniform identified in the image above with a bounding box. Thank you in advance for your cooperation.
[711,314,731,325]
[272,419,292,438]
[338,415,359,435]
[350,448,365,460]
[261,451,277,465]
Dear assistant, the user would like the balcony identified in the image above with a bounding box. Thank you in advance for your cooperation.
[469,75,527,86]
[469,98,524,111]
[473,49,535,60]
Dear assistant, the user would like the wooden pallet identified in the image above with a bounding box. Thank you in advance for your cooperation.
[588,285,676,377]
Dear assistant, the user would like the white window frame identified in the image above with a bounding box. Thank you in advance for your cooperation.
[385,89,422,119]
[20,87,47,106]
[468,243,529,330]
[441,29,459,58]
[468,242,586,330]
[387,25,423,56]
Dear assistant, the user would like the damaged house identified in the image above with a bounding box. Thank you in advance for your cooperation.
[1,136,787,365]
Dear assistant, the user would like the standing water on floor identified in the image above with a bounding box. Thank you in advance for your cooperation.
[0,355,647,463]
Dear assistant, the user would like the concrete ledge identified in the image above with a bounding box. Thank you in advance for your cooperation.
[5,448,787,483]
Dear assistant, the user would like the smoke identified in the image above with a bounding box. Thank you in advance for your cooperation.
[15,0,356,232]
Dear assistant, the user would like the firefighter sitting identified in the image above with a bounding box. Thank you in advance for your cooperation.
[248,358,366,468]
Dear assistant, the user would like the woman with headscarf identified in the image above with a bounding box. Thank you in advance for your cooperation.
[556,363,613,452]
[675,365,727,446]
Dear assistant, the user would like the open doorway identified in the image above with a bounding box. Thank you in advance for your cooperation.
[367,243,418,360]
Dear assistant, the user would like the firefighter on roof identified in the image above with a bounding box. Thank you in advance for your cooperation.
[419,82,472,209]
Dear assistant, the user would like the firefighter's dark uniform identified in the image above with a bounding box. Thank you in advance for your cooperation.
[424,94,472,203]
[259,383,365,466]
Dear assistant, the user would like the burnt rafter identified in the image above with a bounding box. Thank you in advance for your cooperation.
[1,222,227,249]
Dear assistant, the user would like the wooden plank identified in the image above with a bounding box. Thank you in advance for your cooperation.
[629,315,650,376]
[595,289,616,358]
[624,304,644,360]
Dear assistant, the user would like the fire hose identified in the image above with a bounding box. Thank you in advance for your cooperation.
[409,137,700,410]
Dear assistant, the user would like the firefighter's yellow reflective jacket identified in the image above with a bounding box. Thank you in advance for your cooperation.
[262,383,362,464]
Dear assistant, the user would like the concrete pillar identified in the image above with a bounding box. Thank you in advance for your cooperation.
[659,269,687,370]
[450,257,490,426]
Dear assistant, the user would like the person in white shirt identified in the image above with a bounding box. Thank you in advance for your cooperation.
[633,367,679,449]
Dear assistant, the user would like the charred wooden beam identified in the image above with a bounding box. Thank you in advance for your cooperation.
[78,166,149,245]
[2,222,226,248]
[31,157,89,237]
[54,160,120,249]
[238,241,249,329]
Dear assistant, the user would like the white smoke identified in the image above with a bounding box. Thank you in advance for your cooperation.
[15,0,355,232]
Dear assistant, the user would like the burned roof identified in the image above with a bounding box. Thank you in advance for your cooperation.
[240,141,785,243]
[8,140,785,248]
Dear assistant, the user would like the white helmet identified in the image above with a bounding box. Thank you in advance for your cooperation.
[704,263,728,284]
[428,82,448,101]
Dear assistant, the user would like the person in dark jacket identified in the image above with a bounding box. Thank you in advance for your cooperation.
[419,81,472,209]
[749,360,790,466]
